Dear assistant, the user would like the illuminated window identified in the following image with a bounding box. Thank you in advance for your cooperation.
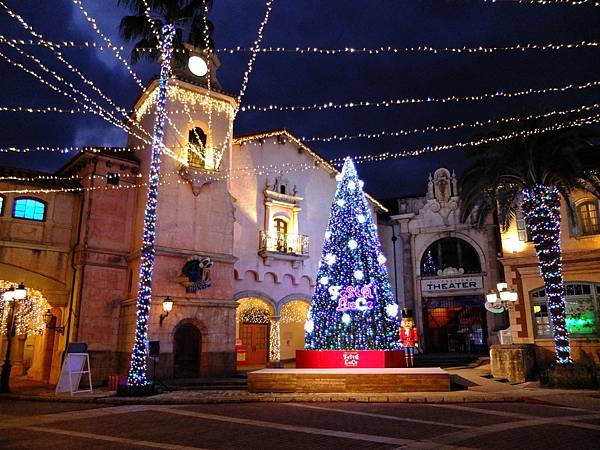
[420,237,481,275]
[531,283,599,338]
[0,195,4,216]
[578,201,600,235]
[273,218,288,253]
[515,209,532,242]
[188,127,208,167]
[13,197,46,221]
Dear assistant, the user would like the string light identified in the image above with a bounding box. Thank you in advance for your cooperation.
[334,113,600,163]
[127,24,176,389]
[215,41,600,54]
[0,36,123,50]
[0,3,152,144]
[241,79,600,112]
[235,0,275,113]
[522,185,572,365]
[0,281,50,337]
[70,0,146,89]
[302,103,600,143]
[0,106,87,114]
[0,44,153,147]
[483,0,599,7]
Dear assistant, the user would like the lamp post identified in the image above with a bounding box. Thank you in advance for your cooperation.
[1,283,26,393]
[159,296,173,327]
[485,282,518,313]
[44,309,65,335]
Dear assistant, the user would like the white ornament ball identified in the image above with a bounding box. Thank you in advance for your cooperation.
[353,269,364,280]
[348,239,358,250]
[336,199,345,207]
[377,254,387,265]
[341,313,351,324]
[386,304,399,318]
[358,180,364,189]
[304,320,314,333]
[320,276,329,285]
[347,180,356,190]
[325,253,337,266]
[335,173,343,181]
[357,214,366,224]
[324,230,331,240]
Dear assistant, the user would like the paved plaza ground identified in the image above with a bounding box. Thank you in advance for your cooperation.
[1,398,600,449]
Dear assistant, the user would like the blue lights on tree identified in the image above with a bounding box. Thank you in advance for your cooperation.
[305,158,401,350]
[522,184,572,365]
[127,23,175,388]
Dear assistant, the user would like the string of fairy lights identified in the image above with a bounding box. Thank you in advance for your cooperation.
[3,37,600,54]
[241,78,600,112]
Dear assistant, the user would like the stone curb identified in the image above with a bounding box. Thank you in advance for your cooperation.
[1,390,527,405]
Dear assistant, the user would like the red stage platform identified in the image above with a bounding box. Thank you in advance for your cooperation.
[296,349,406,368]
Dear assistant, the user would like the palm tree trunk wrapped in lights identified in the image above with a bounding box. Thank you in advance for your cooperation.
[127,23,175,388]
[522,185,570,365]
[459,117,600,366]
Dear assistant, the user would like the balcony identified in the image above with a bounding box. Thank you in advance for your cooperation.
[258,230,309,268]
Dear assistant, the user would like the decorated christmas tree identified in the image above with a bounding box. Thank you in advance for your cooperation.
[305,158,401,350]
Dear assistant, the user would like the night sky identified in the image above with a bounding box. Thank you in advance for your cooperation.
[1,1,600,199]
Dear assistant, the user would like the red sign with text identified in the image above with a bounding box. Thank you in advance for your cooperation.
[296,350,406,368]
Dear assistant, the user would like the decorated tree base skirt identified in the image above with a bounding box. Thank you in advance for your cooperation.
[296,349,406,368]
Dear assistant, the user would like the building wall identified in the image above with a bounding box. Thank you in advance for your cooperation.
[500,190,600,365]
[0,180,80,383]
[230,136,338,310]
[383,168,501,351]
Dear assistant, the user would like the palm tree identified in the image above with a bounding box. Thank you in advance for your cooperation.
[459,118,600,365]
[118,0,213,389]
[118,0,214,65]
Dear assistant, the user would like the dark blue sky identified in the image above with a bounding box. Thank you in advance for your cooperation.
[1,0,600,198]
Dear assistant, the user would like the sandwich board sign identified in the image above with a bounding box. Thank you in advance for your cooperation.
[56,342,93,396]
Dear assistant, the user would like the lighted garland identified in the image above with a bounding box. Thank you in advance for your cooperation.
[305,158,400,350]
[127,24,176,388]
[522,185,572,365]
[0,281,49,337]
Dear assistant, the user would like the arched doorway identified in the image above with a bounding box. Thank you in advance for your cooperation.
[236,297,274,366]
[279,300,310,361]
[419,238,488,353]
[173,323,201,378]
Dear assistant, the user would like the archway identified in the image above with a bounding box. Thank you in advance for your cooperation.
[236,297,274,367]
[279,300,310,361]
[173,323,202,378]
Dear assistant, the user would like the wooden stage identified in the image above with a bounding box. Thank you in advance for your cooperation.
[247,368,451,393]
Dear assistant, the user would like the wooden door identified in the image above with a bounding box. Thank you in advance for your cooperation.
[174,323,201,378]
[240,323,268,365]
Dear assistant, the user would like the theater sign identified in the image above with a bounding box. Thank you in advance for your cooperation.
[420,275,484,295]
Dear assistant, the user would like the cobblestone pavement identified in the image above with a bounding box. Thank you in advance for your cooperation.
[1,398,599,449]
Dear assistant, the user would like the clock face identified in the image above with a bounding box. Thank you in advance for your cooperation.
[188,55,208,77]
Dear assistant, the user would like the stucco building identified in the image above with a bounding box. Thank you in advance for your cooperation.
[380,168,503,355]
[500,190,600,365]
[0,52,385,385]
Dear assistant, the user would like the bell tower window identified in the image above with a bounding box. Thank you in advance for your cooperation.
[187,127,209,168]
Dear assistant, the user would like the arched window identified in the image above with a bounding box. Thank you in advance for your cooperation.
[187,127,208,167]
[578,200,600,235]
[0,194,5,216]
[13,197,46,221]
[273,218,289,252]
[531,283,599,337]
[420,237,481,276]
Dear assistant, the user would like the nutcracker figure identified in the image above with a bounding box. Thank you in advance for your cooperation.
[399,308,419,367]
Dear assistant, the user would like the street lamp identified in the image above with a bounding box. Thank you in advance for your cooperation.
[44,309,65,335]
[485,282,518,314]
[1,284,25,393]
[159,296,173,327]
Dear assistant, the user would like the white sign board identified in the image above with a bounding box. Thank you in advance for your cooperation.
[56,353,92,395]
[421,276,484,294]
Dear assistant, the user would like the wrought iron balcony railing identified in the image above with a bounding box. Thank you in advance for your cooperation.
[259,230,310,256]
